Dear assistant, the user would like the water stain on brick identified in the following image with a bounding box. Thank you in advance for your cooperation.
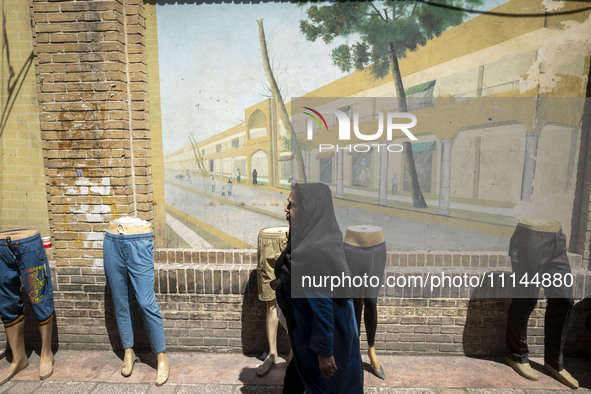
[57,103,107,135]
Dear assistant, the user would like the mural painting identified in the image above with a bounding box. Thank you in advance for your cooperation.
[157,0,591,251]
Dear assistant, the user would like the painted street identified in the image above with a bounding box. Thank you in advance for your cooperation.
[165,171,510,250]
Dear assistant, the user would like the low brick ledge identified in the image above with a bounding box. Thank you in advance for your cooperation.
[149,263,591,300]
[154,249,586,269]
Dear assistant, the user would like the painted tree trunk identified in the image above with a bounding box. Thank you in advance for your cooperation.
[389,42,427,208]
[257,19,307,184]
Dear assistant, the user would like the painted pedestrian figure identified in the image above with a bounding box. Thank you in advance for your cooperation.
[227,179,233,196]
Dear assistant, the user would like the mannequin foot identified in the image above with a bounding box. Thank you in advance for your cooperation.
[39,351,54,380]
[121,349,137,377]
[0,358,29,385]
[256,354,276,377]
[38,317,54,381]
[156,352,169,386]
[368,347,385,380]
[369,364,385,380]
[544,364,579,389]
[506,357,538,381]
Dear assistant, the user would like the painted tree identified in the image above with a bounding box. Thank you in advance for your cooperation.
[257,19,308,184]
[188,133,208,175]
[300,0,482,207]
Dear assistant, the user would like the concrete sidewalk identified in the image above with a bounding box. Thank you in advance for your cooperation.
[0,350,589,393]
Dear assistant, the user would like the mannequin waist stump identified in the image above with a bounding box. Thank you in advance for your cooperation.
[517,219,561,234]
[107,222,152,235]
[344,225,384,247]
[0,229,39,241]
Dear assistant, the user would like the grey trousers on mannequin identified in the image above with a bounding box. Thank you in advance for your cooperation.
[505,226,573,371]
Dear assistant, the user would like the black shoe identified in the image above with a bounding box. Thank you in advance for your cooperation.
[370,364,385,380]
[256,354,276,377]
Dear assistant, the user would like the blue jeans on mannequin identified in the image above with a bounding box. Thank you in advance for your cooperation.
[103,232,166,354]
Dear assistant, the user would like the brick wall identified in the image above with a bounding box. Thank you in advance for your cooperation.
[31,0,153,269]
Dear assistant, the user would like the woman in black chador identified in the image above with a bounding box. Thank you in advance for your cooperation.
[274,183,363,394]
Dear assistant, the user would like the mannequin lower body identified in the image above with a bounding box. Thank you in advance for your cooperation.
[103,232,169,386]
[506,297,573,369]
[121,348,168,383]
[38,318,54,379]
[2,317,56,382]
[344,242,386,379]
[256,229,288,377]
[256,299,279,377]
[352,297,382,375]
[0,233,55,385]
[505,226,577,388]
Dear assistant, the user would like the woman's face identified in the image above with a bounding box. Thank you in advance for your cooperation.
[284,193,294,226]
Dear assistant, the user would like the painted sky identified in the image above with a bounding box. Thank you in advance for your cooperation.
[157,1,509,154]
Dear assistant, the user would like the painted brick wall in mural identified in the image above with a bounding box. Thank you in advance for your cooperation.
[157,0,591,250]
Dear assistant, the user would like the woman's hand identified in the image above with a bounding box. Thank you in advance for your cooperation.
[318,355,337,379]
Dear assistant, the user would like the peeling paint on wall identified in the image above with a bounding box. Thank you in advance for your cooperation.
[542,0,565,13]
[521,14,591,93]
